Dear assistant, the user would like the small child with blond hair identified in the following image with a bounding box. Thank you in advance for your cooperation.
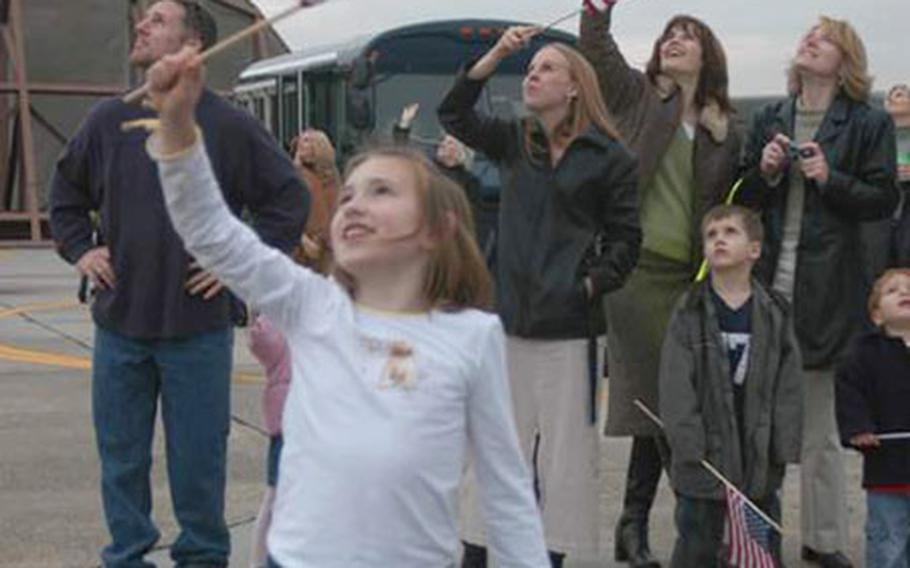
[836,268,910,568]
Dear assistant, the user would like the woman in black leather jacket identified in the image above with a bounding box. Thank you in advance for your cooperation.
[739,16,898,568]
[439,26,640,567]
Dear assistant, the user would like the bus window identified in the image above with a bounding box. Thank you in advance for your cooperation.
[305,74,342,145]
[280,74,300,149]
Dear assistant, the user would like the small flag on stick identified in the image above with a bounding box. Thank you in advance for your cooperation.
[725,485,777,568]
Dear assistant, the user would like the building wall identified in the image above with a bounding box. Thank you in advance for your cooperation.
[2,0,286,219]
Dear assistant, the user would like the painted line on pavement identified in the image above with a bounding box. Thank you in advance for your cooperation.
[0,300,83,320]
[0,341,264,384]
[0,300,263,382]
[0,343,91,370]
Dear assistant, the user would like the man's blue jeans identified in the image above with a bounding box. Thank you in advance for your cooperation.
[92,326,233,567]
[867,492,910,568]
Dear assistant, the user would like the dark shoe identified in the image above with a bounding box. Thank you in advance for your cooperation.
[801,546,853,568]
[615,522,661,567]
[461,541,487,568]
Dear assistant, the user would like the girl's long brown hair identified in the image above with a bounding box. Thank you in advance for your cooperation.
[332,146,493,311]
[645,15,733,114]
[524,42,622,153]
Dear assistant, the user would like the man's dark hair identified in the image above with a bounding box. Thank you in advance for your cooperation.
[173,0,218,50]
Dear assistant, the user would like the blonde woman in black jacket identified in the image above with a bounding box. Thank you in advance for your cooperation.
[439,26,640,567]
[740,17,898,568]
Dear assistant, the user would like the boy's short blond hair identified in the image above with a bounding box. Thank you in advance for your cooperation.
[867,268,910,319]
[700,204,764,243]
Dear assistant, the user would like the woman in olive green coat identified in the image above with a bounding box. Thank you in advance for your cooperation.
[579,3,740,565]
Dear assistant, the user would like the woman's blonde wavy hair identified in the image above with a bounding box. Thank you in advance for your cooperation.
[788,16,873,102]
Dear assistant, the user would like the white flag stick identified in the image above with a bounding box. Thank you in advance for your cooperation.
[633,399,784,534]
[877,432,910,441]
[541,8,582,32]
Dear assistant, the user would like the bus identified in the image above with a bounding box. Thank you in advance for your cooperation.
[233,19,575,186]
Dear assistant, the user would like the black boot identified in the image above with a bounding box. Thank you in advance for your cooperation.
[615,520,661,567]
[615,436,664,567]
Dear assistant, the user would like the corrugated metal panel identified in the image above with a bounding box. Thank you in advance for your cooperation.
[1,0,288,240]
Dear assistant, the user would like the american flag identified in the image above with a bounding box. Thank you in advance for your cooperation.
[725,485,776,568]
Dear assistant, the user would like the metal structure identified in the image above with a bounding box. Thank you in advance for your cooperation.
[0,0,285,244]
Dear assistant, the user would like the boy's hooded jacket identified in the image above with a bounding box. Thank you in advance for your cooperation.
[660,279,803,499]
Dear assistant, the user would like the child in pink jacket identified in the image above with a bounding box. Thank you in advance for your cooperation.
[248,314,291,568]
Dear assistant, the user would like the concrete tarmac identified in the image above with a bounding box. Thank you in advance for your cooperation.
[0,248,866,567]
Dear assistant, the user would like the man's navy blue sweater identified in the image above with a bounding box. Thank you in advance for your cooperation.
[50,90,308,339]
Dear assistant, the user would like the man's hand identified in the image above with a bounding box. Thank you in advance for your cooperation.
[76,247,115,290]
[186,261,224,300]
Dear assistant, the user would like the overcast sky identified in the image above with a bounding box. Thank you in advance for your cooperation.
[250,0,904,97]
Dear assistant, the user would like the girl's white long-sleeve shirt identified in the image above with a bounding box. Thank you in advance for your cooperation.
[151,137,548,567]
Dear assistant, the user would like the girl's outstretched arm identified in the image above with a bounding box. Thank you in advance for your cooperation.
[145,48,339,333]
[466,318,549,566]
[146,46,205,157]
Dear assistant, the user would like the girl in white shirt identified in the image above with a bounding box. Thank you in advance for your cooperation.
[142,47,549,568]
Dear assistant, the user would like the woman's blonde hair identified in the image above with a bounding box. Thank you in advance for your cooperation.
[332,145,493,311]
[524,42,621,152]
[291,129,341,187]
[290,129,340,272]
[788,16,872,102]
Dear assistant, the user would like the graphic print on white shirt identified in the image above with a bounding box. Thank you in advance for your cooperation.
[720,331,751,386]
[358,333,419,390]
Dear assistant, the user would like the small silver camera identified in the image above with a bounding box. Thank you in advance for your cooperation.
[788,141,816,161]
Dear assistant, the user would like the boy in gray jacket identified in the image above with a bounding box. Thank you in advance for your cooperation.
[659,205,803,566]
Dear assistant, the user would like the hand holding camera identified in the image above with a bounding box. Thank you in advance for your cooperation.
[795,140,830,185]
[759,133,792,178]
[760,135,829,185]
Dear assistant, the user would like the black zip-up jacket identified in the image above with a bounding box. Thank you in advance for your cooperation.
[836,331,910,487]
[439,69,641,338]
[739,94,898,369]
